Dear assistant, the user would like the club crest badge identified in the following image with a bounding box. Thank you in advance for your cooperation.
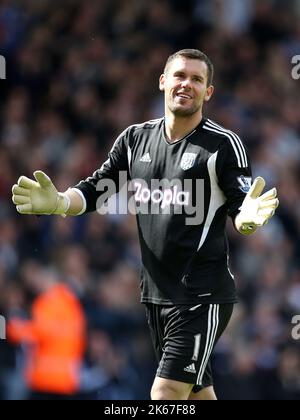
[180,153,197,171]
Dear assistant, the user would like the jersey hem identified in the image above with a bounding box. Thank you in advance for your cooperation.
[141,297,238,305]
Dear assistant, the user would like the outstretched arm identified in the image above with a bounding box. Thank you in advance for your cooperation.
[12,128,130,217]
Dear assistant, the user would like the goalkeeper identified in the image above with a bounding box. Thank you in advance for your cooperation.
[12,49,279,401]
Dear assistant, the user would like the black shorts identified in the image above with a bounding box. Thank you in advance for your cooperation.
[145,303,234,393]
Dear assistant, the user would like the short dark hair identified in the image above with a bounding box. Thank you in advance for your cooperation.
[164,49,214,86]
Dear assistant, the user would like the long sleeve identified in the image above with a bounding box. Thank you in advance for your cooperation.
[216,135,252,219]
[73,128,130,213]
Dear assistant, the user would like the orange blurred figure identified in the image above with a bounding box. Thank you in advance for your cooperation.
[7,265,86,399]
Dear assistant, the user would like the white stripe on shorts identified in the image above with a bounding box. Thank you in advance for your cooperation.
[196,304,220,386]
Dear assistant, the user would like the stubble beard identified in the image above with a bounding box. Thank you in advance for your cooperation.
[168,97,202,117]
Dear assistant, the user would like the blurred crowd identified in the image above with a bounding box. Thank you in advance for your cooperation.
[0,0,300,400]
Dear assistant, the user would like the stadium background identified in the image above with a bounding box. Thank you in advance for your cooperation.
[0,0,300,400]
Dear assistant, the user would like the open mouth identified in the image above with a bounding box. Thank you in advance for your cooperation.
[176,93,193,100]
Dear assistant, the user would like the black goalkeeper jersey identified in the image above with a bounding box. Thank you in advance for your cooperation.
[74,117,252,305]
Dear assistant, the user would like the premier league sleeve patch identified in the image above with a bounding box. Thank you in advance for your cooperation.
[237,175,252,193]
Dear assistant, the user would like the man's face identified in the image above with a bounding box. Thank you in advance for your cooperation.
[159,57,214,117]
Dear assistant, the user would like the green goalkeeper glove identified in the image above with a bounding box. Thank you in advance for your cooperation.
[12,171,70,216]
[235,177,279,235]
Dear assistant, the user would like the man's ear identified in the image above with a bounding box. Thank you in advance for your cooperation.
[159,74,165,92]
[204,85,214,102]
